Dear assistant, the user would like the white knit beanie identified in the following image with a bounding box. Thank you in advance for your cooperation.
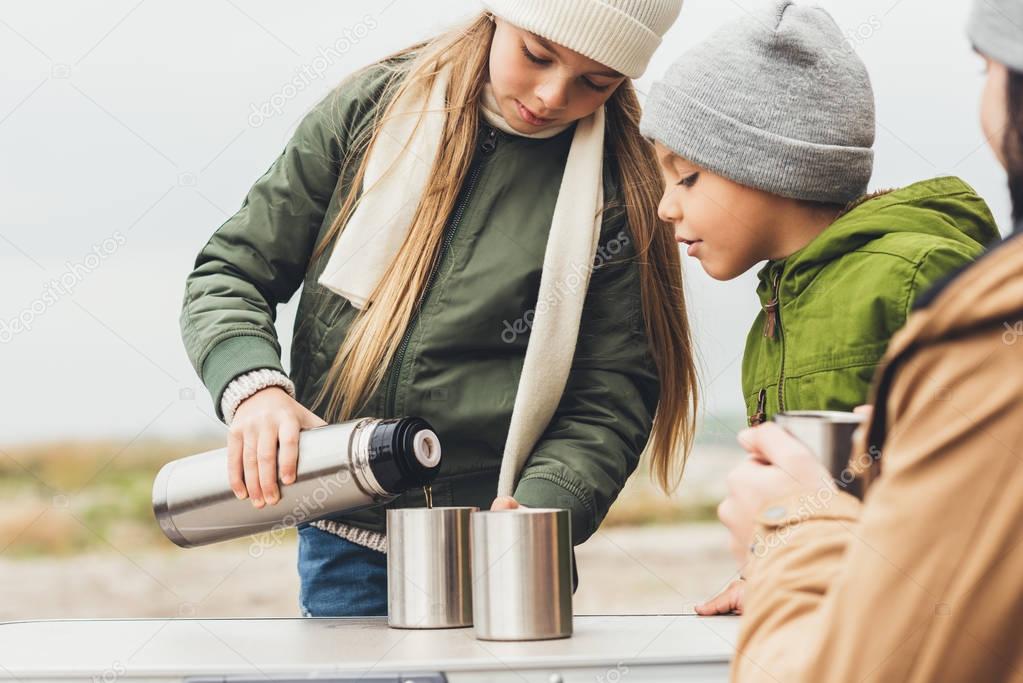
[480,0,684,78]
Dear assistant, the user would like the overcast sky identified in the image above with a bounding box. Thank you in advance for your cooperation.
[0,0,1011,444]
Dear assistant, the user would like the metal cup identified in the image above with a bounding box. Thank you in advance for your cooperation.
[471,508,573,641]
[774,410,867,498]
[386,506,476,629]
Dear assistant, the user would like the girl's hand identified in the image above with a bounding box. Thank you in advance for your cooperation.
[718,423,832,564]
[695,578,745,616]
[491,496,526,510]
[227,386,327,508]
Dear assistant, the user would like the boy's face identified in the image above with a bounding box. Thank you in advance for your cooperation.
[489,18,625,134]
[654,142,780,280]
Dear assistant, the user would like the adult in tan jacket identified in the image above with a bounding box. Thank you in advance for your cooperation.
[713,1,1023,680]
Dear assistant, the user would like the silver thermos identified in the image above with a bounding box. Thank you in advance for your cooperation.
[153,417,442,548]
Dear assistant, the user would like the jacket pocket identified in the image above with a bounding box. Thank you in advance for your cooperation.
[783,362,881,413]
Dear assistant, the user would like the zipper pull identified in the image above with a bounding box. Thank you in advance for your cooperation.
[763,271,780,340]
[748,389,767,426]
[480,126,497,154]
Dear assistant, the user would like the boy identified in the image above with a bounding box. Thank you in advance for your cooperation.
[640,0,999,425]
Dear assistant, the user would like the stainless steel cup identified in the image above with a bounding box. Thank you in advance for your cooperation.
[471,508,573,641]
[386,506,476,629]
[774,410,867,498]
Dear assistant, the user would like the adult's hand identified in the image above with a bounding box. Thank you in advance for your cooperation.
[717,423,832,564]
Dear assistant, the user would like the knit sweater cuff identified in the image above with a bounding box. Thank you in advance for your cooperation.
[221,368,296,425]
[309,519,388,553]
[201,334,287,421]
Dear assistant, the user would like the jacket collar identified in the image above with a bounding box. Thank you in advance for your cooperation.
[754,176,1000,307]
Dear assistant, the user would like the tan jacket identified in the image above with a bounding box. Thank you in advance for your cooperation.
[733,233,1023,682]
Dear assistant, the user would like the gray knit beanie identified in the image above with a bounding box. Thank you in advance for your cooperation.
[640,0,876,204]
[481,0,684,78]
[968,0,1023,72]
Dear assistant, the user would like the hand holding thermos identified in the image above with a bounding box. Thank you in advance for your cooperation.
[226,386,328,507]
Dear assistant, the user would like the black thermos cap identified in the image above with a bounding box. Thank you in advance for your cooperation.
[367,417,442,494]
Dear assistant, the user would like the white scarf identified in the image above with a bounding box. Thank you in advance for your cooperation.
[318,66,606,498]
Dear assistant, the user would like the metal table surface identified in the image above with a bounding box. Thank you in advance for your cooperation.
[0,614,740,682]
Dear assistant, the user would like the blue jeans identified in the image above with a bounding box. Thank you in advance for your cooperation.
[296,523,388,617]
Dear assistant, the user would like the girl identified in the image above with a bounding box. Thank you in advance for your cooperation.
[180,1,698,617]
[714,1,1023,680]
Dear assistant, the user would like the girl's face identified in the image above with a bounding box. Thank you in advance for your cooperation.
[653,143,782,281]
[980,54,1010,169]
[488,18,626,133]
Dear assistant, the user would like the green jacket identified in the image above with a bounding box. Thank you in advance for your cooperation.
[742,177,999,425]
[180,62,658,545]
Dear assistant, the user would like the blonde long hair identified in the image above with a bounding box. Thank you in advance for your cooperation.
[310,13,698,492]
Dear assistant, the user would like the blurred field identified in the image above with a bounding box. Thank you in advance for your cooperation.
[0,438,222,557]
[0,432,745,620]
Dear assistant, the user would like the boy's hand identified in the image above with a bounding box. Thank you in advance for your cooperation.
[695,578,745,615]
[227,387,327,508]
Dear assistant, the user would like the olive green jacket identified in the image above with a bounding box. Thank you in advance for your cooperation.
[742,177,999,424]
[180,63,658,545]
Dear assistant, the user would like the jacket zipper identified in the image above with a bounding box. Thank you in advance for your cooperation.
[749,389,767,427]
[750,269,784,425]
[771,270,787,413]
[763,270,780,340]
[384,125,498,416]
